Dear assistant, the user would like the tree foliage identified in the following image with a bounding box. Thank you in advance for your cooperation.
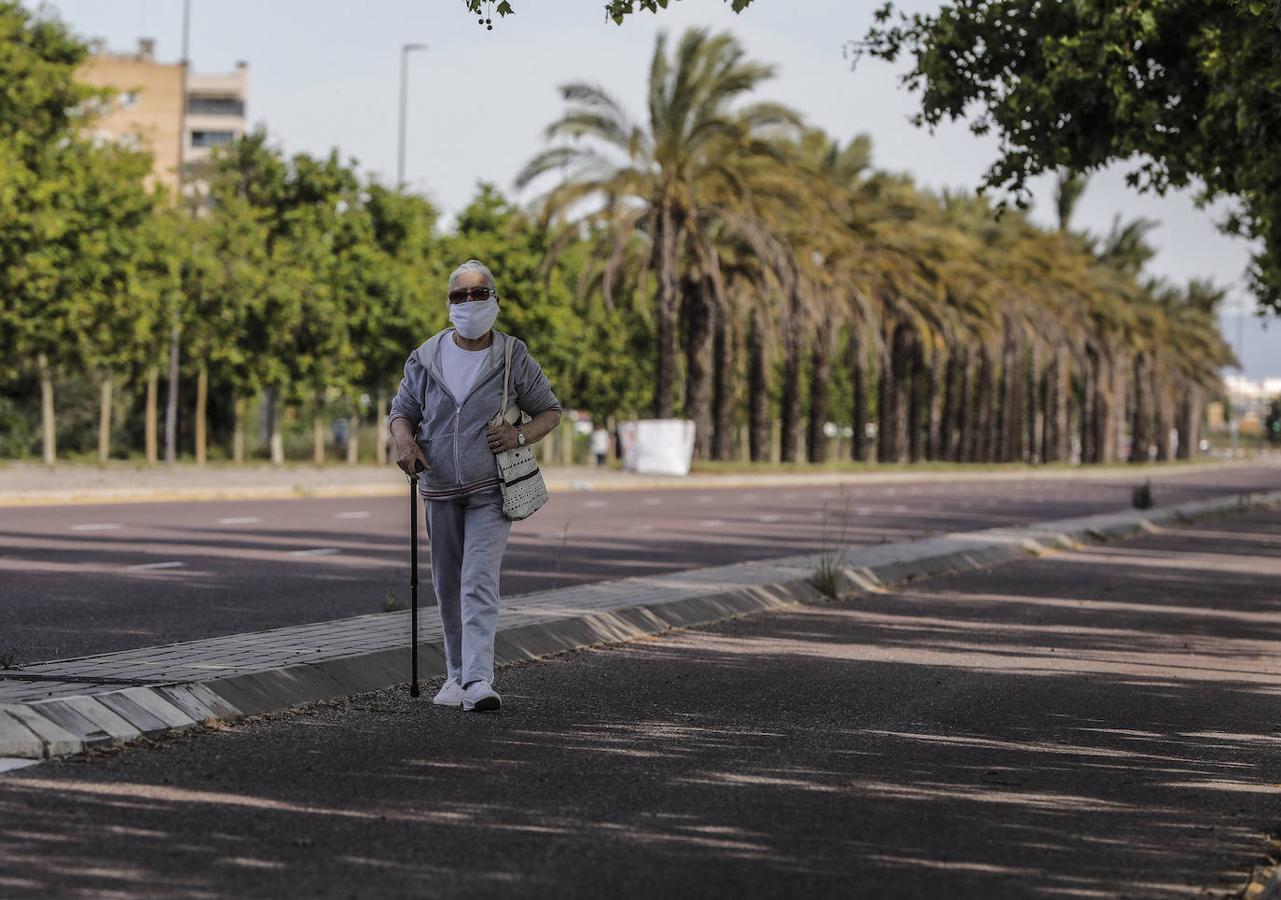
[863,0,1281,314]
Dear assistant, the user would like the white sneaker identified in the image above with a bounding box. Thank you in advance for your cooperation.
[462,680,501,712]
[432,678,465,707]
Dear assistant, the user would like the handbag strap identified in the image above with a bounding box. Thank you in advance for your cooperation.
[498,333,514,420]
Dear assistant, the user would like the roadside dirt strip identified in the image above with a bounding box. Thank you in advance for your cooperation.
[2,488,1278,763]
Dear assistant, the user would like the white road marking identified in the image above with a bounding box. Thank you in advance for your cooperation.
[71,523,122,532]
[126,561,184,571]
[698,519,725,528]
[289,548,340,557]
[335,511,370,519]
[217,516,261,525]
[756,514,782,523]
[643,498,662,506]
[583,500,609,508]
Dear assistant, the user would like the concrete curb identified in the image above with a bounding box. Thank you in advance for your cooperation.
[0,460,1260,508]
[2,488,1278,764]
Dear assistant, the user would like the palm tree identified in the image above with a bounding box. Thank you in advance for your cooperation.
[517,28,800,424]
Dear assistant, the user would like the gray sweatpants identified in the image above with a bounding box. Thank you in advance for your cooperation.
[424,488,511,686]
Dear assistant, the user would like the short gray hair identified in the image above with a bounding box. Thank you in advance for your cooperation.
[448,259,496,296]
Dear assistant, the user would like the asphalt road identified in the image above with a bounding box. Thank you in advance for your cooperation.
[1,464,1278,663]
[1,508,1278,898]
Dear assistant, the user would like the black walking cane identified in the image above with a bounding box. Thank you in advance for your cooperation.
[408,467,422,698]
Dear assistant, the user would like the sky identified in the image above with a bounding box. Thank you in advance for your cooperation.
[26,0,1279,379]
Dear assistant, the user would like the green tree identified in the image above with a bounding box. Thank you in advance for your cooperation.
[460,0,756,26]
[864,1,1281,314]
[0,1,158,465]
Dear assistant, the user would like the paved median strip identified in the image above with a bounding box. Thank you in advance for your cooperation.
[2,488,1278,765]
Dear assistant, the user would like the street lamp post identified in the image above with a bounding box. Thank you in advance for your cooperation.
[397,43,428,187]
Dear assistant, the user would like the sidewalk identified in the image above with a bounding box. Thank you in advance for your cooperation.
[3,486,1277,762]
[0,458,1265,507]
[2,493,1280,895]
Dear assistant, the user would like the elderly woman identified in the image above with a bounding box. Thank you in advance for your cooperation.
[388,260,561,712]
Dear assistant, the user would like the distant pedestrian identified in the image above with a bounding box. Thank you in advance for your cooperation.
[591,424,611,467]
[388,259,562,712]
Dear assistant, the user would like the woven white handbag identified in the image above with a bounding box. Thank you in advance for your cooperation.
[491,336,549,521]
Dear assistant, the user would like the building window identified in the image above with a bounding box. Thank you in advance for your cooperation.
[187,96,245,117]
[119,91,141,109]
[190,130,235,148]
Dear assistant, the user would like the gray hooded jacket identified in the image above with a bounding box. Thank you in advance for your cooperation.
[388,329,561,500]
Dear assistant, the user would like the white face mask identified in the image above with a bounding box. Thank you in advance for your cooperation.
[448,297,499,339]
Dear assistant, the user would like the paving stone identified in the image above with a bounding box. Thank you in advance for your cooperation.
[0,708,43,759]
[27,700,115,747]
[57,696,144,744]
[113,687,198,729]
[1,703,84,757]
[152,685,219,723]
[94,692,177,736]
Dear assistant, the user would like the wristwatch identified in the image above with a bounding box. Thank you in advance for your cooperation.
[516,428,526,447]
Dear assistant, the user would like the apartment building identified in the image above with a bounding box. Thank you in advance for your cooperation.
[77,37,248,195]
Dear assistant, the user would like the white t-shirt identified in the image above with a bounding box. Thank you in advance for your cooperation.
[440,334,490,402]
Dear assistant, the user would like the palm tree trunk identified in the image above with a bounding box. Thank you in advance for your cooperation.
[97,374,113,463]
[925,344,946,461]
[1081,345,1099,463]
[711,303,735,461]
[195,366,208,466]
[884,323,913,464]
[1026,345,1040,464]
[953,350,968,466]
[975,345,997,463]
[779,288,804,463]
[1043,346,1070,463]
[683,278,715,460]
[1104,350,1126,463]
[37,353,56,466]
[145,367,159,465]
[653,206,679,418]
[1153,364,1173,462]
[1129,352,1152,463]
[850,330,869,462]
[1091,348,1119,464]
[748,309,769,462]
[1177,382,1202,460]
[938,349,959,462]
[347,413,359,465]
[164,320,180,465]
[807,331,833,463]
[997,322,1026,463]
[908,333,927,463]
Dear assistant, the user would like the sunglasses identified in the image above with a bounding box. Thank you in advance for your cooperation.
[448,286,497,304]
